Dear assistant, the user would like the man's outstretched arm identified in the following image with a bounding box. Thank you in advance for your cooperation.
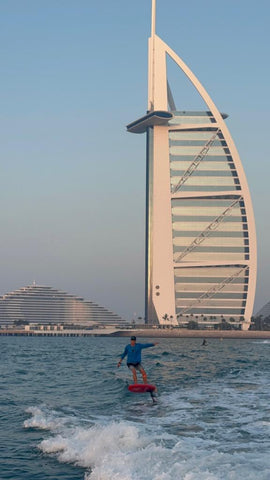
[140,342,159,349]
[117,346,128,367]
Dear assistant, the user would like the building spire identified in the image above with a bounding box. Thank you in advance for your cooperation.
[149,0,157,110]
[151,0,156,38]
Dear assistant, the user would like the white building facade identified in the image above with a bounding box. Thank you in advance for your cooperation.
[127,1,256,329]
[0,283,126,327]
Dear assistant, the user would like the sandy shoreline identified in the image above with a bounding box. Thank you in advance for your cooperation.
[1,328,270,339]
[111,329,270,339]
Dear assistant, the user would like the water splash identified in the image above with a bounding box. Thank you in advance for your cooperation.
[24,403,270,480]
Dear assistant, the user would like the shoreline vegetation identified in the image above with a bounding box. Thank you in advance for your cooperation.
[1,327,270,339]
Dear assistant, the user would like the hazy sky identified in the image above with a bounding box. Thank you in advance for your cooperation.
[0,0,269,320]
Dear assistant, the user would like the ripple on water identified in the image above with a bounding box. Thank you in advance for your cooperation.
[1,336,270,480]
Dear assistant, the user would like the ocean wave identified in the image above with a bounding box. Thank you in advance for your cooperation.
[24,406,66,431]
[24,405,270,480]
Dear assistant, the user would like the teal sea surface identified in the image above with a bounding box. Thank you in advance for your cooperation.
[0,336,269,479]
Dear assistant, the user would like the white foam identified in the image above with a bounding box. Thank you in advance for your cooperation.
[24,405,78,431]
[24,406,66,430]
[40,421,144,465]
[39,422,187,480]
[25,405,270,480]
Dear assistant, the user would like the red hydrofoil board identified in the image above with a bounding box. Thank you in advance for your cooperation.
[128,384,156,393]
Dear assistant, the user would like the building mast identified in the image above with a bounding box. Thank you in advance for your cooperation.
[149,0,156,110]
[151,0,156,37]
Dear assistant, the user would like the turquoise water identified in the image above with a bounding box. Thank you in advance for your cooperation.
[1,336,270,480]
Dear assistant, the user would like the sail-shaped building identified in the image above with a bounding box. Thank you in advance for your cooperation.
[127,0,256,329]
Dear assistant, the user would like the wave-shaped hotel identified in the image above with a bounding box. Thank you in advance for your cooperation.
[127,0,256,329]
[0,283,126,327]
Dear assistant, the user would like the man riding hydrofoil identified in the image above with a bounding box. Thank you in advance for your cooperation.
[117,336,158,384]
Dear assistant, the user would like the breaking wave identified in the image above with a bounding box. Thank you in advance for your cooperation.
[24,403,270,480]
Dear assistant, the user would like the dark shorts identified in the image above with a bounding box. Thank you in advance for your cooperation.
[127,362,143,371]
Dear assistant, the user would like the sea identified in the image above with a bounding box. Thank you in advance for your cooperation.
[0,336,269,480]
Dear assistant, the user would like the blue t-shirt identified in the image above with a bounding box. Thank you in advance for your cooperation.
[120,343,154,364]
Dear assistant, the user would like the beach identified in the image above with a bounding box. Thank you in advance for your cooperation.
[1,327,270,339]
[113,328,270,339]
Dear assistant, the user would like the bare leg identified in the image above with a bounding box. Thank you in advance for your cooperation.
[130,366,138,384]
[139,366,148,384]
